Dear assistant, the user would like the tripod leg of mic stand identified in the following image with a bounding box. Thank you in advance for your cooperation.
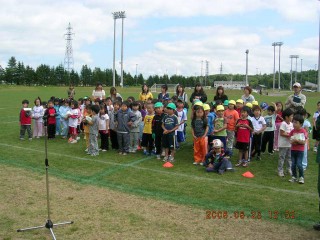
[53,221,74,227]
[17,224,47,232]
[49,228,57,240]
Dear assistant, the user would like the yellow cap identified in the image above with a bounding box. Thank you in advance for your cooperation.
[194,101,203,107]
[203,103,210,111]
[246,102,253,108]
[236,99,244,104]
[228,100,236,105]
[216,105,224,111]
[252,100,258,106]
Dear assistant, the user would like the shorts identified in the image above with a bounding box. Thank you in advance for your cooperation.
[176,131,185,143]
[235,142,249,151]
[162,134,175,149]
[69,126,77,135]
[312,127,320,140]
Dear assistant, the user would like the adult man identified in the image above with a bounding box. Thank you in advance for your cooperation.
[284,82,306,111]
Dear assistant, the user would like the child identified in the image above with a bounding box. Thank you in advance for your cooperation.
[274,102,283,151]
[19,99,32,140]
[207,103,216,149]
[301,109,312,171]
[261,104,276,155]
[213,105,227,149]
[278,108,294,177]
[158,84,169,101]
[54,98,61,136]
[109,101,119,150]
[59,99,71,139]
[162,103,179,162]
[44,100,56,139]
[98,105,110,152]
[224,100,239,153]
[67,100,79,144]
[176,99,187,148]
[152,102,165,159]
[32,97,44,138]
[191,106,208,165]
[86,105,100,156]
[115,101,136,155]
[235,99,244,117]
[129,101,142,153]
[204,139,233,174]
[312,101,320,152]
[235,106,253,167]
[82,104,92,151]
[289,114,308,184]
[250,105,266,161]
[142,103,155,155]
[139,101,147,149]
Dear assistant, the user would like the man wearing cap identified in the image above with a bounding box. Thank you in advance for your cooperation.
[285,82,306,111]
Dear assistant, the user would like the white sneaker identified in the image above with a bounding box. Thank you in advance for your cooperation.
[76,137,80,140]
[85,148,88,152]
[70,140,77,144]
[298,177,304,184]
[163,156,168,162]
[278,172,284,177]
[168,156,175,162]
[102,149,107,152]
[156,155,161,160]
[193,162,199,165]
[314,147,318,152]
[199,162,204,166]
[289,177,297,183]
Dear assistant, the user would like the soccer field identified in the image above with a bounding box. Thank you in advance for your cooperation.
[1,85,320,239]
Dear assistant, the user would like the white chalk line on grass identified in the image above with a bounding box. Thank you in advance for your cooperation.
[0,142,316,197]
[3,121,18,124]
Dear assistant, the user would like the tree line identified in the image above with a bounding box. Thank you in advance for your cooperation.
[0,56,317,89]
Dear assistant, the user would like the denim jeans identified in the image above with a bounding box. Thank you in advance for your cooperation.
[291,150,304,178]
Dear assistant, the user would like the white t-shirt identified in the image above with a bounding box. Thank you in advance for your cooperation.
[264,114,276,132]
[176,109,187,132]
[251,116,266,133]
[98,114,109,130]
[68,108,79,128]
[278,121,293,148]
[92,90,106,100]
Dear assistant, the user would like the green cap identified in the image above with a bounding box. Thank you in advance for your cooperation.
[154,102,164,108]
[166,102,177,110]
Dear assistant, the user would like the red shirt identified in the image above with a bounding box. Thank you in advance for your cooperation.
[46,107,56,125]
[235,118,253,143]
[20,109,32,125]
[275,111,283,123]
[289,128,308,152]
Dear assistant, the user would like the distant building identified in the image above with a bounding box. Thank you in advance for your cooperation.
[213,81,246,90]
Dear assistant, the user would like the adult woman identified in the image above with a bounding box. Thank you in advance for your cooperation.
[157,84,169,101]
[189,83,207,103]
[109,87,123,102]
[67,84,75,99]
[241,86,255,104]
[139,84,153,102]
[175,84,188,103]
[92,83,106,101]
[214,86,228,103]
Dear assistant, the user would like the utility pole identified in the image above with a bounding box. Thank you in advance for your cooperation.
[245,49,249,86]
[64,23,74,74]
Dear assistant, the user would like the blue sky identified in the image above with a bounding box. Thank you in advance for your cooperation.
[0,0,318,78]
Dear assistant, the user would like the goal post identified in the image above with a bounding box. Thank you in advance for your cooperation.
[150,83,179,93]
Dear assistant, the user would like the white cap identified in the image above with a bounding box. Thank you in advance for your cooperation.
[293,82,301,88]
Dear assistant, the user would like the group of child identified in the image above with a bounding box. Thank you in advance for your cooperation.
[19,94,188,161]
[19,89,320,183]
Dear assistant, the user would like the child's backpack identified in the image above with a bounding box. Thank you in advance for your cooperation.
[316,115,320,132]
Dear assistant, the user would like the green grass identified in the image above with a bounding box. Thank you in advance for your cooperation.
[1,85,320,230]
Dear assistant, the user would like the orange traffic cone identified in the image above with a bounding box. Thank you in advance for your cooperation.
[163,162,174,168]
[242,171,254,178]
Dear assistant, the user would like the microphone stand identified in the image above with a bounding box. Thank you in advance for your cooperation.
[17,116,73,239]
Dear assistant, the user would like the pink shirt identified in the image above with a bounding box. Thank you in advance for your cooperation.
[289,128,308,152]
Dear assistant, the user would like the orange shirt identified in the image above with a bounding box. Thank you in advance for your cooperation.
[224,109,239,131]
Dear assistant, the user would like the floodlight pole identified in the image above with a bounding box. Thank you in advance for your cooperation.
[295,57,298,82]
[135,63,138,85]
[119,11,126,88]
[112,12,118,87]
[290,56,293,91]
[318,12,320,92]
[272,43,276,91]
[245,49,249,86]
[301,59,303,82]
[278,42,283,91]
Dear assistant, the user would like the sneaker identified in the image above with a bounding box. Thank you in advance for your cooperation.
[193,162,199,165]
[289,177,297,183]
[70,140,77,144]
[268,152,274,155]
[85,148,88,152]
[156,155,161,160]
[123,152,127,156]
[143,150,148,155]
[278,172,284,177]
[36,136,40,139]
[314,147,318,152]
[199,162,204,166]
[287,170,292,176]
[20,138,25,141]
[161,151,165,157]
[256,156,261,161]
[118,152,123,155]
[29,138,32,141]
[298,177,304,184]
[235,162,242,167]
[68,137,73,142]
[102,149,107,152]
[242,162,248,167]
[131,150,136,153]
[76,137,80,141]
[163,157,168,162]
[168,156,175,162]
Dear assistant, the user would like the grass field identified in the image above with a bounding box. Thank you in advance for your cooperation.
[1,85,320,239]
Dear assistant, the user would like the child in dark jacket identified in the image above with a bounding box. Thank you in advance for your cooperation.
[44,100,56,139]
[152,102,165,159]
